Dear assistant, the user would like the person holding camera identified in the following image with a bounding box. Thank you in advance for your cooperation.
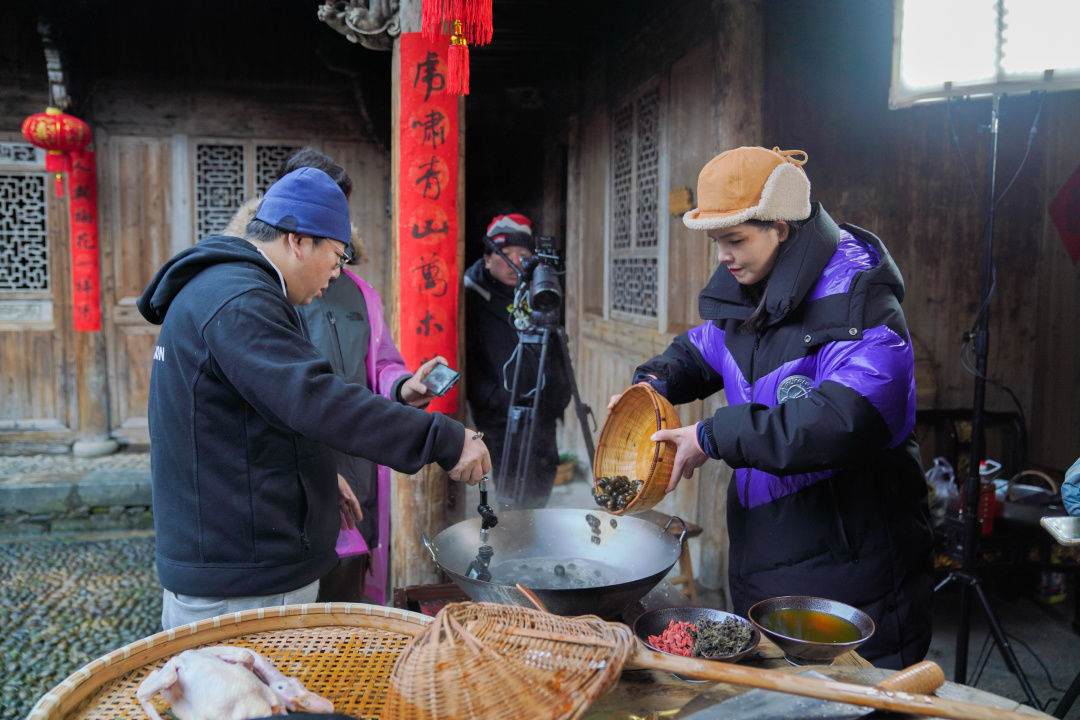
[464,214,572,508]
[614,146,933,668]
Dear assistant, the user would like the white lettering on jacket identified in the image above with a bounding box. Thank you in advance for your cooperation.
[153,345,165,362]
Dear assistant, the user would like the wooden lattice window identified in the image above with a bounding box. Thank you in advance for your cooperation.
[0,142,43,166]
[0,172,50,292]
[193,142,302,238]
[194,143,245,240]
[610,84,662,321]
[255,144,301,195]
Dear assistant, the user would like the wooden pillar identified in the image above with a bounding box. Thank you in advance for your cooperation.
[36,27,116,459]
[72,330,117,457]
[389,0,466,590]
[70,149,115,458]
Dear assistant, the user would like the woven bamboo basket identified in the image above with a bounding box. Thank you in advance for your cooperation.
[592,383,681,514]
[385,601,636,720]
[26,603,431,720]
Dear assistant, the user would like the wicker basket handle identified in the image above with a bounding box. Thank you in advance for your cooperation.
[515,583,550,613]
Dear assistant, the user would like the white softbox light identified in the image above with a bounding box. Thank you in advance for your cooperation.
[890,0,1080,108]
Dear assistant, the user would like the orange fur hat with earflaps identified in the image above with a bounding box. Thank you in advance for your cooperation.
[683,146,811,231]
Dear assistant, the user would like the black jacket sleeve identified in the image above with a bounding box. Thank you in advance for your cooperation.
[202,288,464,473]
[633,331,725,405]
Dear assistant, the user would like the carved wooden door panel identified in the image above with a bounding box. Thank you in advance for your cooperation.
[98,134,174,445]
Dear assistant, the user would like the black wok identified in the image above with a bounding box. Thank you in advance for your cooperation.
[422,508,686,619]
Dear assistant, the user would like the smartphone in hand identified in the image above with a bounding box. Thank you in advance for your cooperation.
[421,362,461,397]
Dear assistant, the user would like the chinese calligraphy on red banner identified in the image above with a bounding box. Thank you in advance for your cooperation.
[398,32,459,413]
[68,149,101,331]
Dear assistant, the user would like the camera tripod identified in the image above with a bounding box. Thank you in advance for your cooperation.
[498,322,595,506]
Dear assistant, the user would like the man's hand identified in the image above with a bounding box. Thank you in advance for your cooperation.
[337,473,363,530]
[400,355,448,407]
[448,429,492,485]
[652,425,708,492]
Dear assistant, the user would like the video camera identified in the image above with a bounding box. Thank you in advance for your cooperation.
[516,235,563,328]
[484,234,564,330]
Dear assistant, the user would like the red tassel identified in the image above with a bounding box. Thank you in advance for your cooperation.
[45,151,70,197]
[422,0,492,45]
[464,0,492,45]
[421,0,452,39]
[447,40,470,96]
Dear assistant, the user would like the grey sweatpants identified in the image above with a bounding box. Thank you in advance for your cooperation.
[160,579,320,630]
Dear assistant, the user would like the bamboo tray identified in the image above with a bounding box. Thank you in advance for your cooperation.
[27,602,432,720]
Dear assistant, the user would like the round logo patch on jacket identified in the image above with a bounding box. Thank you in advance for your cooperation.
[777,374,813,403]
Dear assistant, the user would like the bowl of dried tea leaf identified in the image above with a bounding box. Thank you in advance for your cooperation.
[634,606,760,665]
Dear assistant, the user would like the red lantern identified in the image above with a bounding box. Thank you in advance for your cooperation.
[21,107,92,196]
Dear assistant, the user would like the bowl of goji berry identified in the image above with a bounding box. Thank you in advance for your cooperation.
[634,606,759,679]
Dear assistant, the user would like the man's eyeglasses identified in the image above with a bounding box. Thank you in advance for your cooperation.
[299,235,353,270]
[332,244,354,271]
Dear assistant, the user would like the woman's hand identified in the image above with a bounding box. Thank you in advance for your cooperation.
[651,424,708,492]
[337,474,363,530]
[400,355,448,407]
[607,379,658,410]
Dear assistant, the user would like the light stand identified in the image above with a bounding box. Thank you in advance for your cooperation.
[932,94,1039,708]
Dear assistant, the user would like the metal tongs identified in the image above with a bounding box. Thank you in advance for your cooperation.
[470,476,498,580]
[477,476,498,538]
[472,432,499,541]
[467,430,498,582]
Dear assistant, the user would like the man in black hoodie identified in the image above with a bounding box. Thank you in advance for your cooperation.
[464,214,571,508]
[137,167,490,628]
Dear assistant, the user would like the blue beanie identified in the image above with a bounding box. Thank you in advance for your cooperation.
[254,167,351,248]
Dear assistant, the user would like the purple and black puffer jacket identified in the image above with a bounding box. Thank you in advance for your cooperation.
[635,205,933,668]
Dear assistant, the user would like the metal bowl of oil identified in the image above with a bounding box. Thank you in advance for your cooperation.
[747,595,874,665]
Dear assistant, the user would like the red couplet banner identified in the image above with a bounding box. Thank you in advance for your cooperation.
[68,149,101,332]
[398,32,459,414]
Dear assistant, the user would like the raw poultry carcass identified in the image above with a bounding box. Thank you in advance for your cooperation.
[246,648,335,713]
[136,645,333,720]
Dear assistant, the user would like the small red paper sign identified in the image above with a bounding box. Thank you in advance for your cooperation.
[1049,162,1080,265]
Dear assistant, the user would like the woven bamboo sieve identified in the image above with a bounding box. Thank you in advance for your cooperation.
[385,601,636,720]
[592,383,681,514]
[26,603,431,720]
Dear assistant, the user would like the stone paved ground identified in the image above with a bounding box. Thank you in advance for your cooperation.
[0,533,160,720]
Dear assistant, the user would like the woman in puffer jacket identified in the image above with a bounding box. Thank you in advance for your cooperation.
[620,146,934,669]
